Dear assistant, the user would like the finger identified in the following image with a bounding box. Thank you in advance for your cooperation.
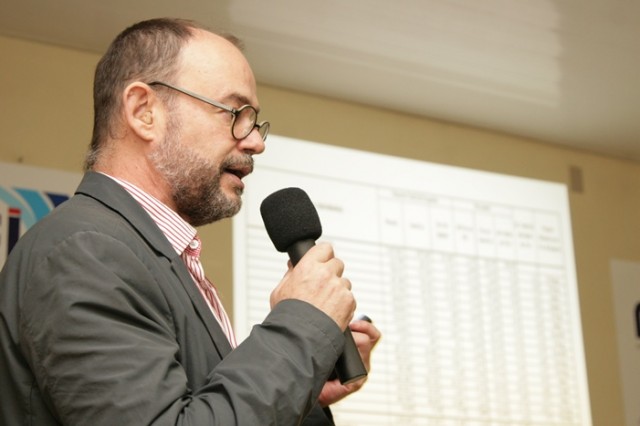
[349,321,381,343]
[342,277,352,291]
[309,242,335,261]
[326,257,345,276]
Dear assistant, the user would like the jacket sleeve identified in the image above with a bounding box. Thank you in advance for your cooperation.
[20,230,343,425]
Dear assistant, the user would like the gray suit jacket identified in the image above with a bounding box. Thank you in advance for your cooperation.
[0,172,342,425]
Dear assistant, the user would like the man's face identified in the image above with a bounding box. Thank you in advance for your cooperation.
[152,30,265,226]
[149,110,253,226]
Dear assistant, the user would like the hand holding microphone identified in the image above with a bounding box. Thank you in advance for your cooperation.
[260,187,368,385]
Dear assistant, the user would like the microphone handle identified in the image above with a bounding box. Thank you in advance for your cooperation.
[287,239,316,266]
[334,325,368,385]
[287,240,368,385]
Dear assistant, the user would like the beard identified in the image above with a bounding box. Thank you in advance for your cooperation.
[150,117,252,227]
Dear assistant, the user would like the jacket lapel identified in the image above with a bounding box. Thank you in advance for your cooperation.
[75,172,233,359]
[169,257,233,358]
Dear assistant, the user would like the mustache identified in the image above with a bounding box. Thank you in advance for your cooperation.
[221,154,254,174]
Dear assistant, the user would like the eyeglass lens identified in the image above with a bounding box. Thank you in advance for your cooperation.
[234,106,268,141]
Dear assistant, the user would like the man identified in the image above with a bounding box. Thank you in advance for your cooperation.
[0,18,380,425]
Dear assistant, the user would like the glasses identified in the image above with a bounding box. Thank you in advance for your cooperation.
[148,81,269,141]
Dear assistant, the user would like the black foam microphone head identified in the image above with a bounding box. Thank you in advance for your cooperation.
[260,187,322,252]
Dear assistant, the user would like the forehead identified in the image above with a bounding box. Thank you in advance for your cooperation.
[177,30,258,104]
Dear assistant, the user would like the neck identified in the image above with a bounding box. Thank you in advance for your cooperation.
[93,148,176,211]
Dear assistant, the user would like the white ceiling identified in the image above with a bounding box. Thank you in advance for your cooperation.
[2,0,639,162]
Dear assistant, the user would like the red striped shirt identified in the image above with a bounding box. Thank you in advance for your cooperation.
[102,173,237,347]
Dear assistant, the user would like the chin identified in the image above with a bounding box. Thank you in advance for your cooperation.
[225,184,244,198]
[224,189,243,211]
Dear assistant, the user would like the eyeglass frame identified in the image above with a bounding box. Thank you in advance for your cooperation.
[147,81,269,141]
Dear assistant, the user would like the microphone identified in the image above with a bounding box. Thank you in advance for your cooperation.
[260,187,368,385]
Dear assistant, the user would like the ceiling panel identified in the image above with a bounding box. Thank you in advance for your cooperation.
[1,0,639,161]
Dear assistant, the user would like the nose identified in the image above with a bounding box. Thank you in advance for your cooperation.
[238,127,266,155]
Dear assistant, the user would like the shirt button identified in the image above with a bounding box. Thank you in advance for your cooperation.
[189,239,200,250]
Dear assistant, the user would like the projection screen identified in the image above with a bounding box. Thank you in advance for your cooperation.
[233,135,591,425]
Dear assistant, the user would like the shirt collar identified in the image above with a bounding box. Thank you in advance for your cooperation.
[100,173,196,255]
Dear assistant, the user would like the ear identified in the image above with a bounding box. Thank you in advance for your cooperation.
[122,82,162,142]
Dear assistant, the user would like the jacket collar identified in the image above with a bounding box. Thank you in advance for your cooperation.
[75,171,233,357]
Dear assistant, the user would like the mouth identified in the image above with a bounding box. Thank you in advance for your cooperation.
[224,165,251,180]
[222,157,254,181]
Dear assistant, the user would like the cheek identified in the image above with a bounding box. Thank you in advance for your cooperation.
[182,124,228,156]
[192,114,234,147]
[174,104,237,159]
